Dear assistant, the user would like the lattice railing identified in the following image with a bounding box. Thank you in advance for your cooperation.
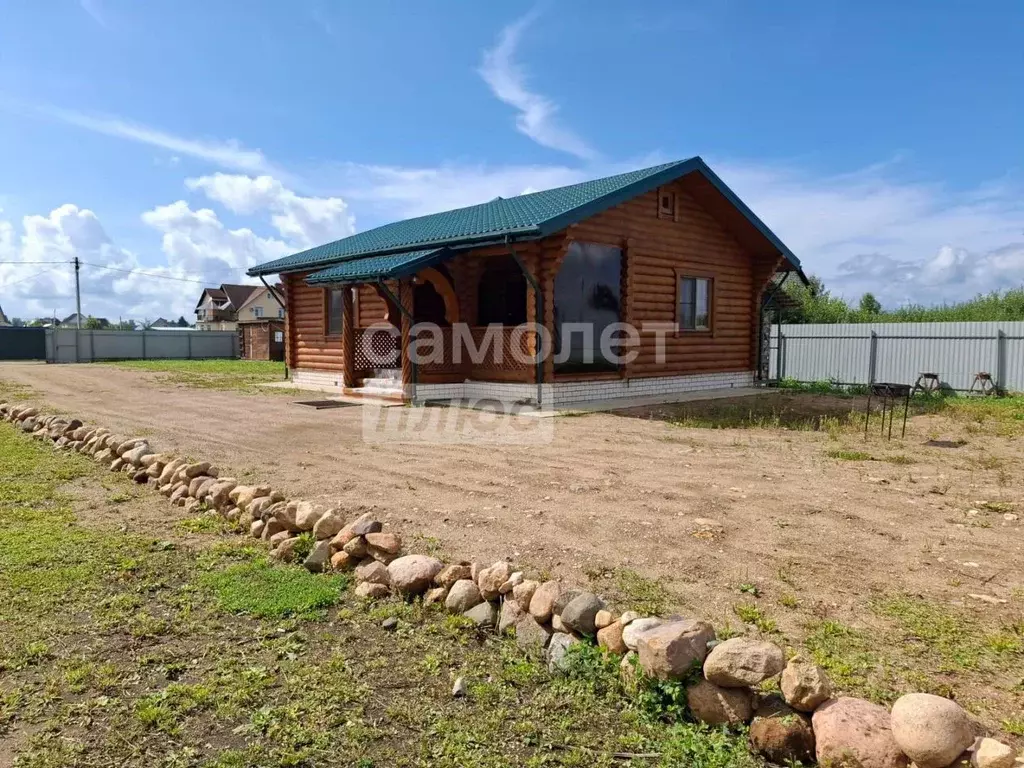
[354,326,399,370]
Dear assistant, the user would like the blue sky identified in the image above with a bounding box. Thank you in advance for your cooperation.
[1,0,1022,322]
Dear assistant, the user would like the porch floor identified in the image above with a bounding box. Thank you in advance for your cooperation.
[424,386,766,418]
[258,379,404,407]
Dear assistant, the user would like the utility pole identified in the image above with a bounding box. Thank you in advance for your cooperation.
[73,257,82,329]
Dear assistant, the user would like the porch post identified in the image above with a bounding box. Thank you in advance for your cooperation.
[341,286,355,389]
[399,280,415,403]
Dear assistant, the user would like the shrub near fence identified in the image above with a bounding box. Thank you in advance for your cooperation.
[769,322,1024,393]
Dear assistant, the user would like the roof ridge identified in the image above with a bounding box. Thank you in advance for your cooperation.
[248,156,801,277]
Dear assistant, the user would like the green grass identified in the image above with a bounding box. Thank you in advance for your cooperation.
[103,359,286,392]
[583,565,676,615]
[826,448,873,461]
[200,558,348,619]
[0,420,764,767]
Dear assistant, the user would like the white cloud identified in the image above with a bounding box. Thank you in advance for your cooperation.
[334,161,592,218]
[186,173,355,248]
[0,204,232,323]
[479,11,597,161]
[718,160,1024,306]
[141,200,291,276]
[38,106,271,173]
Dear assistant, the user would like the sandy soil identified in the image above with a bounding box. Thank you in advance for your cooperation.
[2,361,1022,730]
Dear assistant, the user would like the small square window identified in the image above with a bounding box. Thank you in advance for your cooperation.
[658,189,676,219]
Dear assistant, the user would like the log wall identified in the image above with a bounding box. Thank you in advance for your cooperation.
[567,178,762,378]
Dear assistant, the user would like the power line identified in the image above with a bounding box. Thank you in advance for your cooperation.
[78,261,252,285]
[1,265,62,287]
[0,260,71,265]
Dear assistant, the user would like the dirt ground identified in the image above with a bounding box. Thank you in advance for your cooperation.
[2,361,1022,736]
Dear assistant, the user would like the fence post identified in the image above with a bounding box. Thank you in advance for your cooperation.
[142,331,147,360]
[187,333,192,360]
[773,328,782,383]
[868,331,878,385]
[997,330,1007,394]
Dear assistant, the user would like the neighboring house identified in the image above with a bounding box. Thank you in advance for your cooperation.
[194,284,266,331]
[60,314,110,329]
[0,303,10,326]
[248,157,806,406]
[236,284,286,361]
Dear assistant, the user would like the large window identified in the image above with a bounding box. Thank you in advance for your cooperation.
[677,276,711,331]
[325,288,345,335]
[477,256,527,325]
[553,242,622,373]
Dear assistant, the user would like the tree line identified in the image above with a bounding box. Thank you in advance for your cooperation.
[778,276,1024,324]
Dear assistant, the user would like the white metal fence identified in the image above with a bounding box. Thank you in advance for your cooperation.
[45,329,239,363]
[769,322,1024,393]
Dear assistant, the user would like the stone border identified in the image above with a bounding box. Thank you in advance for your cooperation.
[1,401,1019,768]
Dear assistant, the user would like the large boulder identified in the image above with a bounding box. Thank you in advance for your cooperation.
[528,580,562,622]
[365,532,402,563]
[312,509,345,540]
[748,694,815,765]
[971,738,1016,768]
[623,617,663,651]
[182,461,212,480]
[303,540,332,573]
[294,501,324,532]
[342,537,368,558]
[512,579,539,611]
[597,620,627,654]
[780,655,832,712]
[463,601,498,629]
[498,598,524,635]
[477,561,513,601]
[387,555,442,596]
[354,560,391,586]
[636,619,716,680]
[514,615,552,652]
[547,632,581,672]
[445,579,483,614]
[559,592,606,636]
[687,679,753,725]
[890,693,975,768]
[813,697,909,768]
[703,637,785,687]
[435,564,472,589]
[354,581,389,599]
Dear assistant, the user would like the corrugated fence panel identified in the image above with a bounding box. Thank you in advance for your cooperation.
[44,329,238,362]
[770,322,1024,392]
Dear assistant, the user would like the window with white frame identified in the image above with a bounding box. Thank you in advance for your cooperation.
[253,306,264,318]
[677,276,711,331]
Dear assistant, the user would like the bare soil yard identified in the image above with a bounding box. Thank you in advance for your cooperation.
[1,361,1022,741]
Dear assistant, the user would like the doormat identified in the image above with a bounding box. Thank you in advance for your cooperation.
[291,400,355,409]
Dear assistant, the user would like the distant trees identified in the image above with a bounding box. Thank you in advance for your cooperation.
[780,275,1024,323]
[858,293,882,315]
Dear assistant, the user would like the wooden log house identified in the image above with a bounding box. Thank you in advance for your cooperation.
[247,157,806,407]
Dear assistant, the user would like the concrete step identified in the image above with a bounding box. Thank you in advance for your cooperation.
[358,377,403,389]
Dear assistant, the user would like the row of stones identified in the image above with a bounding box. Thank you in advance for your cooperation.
[1,401,1018,768]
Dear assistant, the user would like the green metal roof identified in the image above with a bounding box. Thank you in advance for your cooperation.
[304,248,449,285]
[248,156,802,277]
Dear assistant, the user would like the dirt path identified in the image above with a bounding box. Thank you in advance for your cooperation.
[2,361,1022,730]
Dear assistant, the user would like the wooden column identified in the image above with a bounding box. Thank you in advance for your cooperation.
[539,234,569,382]
[621,237,635,379]
[341,286,355,388]
[399,280,414,401]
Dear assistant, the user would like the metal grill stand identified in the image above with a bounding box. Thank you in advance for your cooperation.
[864,383,911,440]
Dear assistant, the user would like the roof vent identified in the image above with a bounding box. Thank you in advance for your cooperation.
[490,196,504,202]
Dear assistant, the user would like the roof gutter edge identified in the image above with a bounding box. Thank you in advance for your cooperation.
[247,226,543,277]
